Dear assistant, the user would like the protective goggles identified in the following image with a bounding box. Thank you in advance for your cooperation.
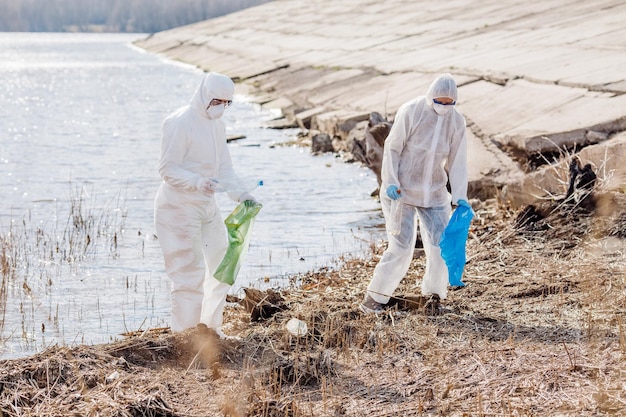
[210,98,233,107]
[433,98,456,106]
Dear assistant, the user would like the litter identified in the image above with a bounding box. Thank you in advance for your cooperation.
[286,318,308,337]
[211,175,263,194]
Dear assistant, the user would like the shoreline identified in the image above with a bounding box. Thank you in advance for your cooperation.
[1,196,625,415]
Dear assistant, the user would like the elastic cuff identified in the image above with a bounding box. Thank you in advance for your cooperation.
[194,177,206,191]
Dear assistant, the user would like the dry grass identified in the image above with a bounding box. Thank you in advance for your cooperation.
[0,185,127,345]
[0,194,625,416]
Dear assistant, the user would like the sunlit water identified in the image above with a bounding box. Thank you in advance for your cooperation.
[0,32,384,359]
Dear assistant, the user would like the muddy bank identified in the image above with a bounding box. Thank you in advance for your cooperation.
[2,195,625,416]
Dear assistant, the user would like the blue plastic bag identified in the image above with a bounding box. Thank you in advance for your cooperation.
[440,200,474,287]
[214,201,262,286]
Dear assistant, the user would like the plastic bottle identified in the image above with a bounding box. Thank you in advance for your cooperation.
[211,176,263,194]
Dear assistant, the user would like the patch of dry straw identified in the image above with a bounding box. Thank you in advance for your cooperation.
[0,195,625,416]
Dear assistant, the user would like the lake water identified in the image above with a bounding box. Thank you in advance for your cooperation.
[0,32,384,359]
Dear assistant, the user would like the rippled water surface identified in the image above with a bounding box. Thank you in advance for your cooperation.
[0,33,383,358]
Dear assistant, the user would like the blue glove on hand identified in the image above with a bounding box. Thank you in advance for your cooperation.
[386,185,401,200]
[456,199,470,208]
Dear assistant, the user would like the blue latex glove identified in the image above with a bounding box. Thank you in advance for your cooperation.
[386,185,401,200]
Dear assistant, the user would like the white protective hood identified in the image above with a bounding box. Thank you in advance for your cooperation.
[426,73,458,103]
[189,72,235,117]
[381,73,468,207]
[157,72,237,195]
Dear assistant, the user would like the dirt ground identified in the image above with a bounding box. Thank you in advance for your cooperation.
[1,192,625,416]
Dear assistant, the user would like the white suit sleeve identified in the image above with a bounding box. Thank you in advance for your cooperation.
[158,119,203,191]
[446,118,468,204]
[381,104,410,188]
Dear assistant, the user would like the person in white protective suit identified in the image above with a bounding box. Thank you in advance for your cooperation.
[154,72,257,334]
[360,73,469,314]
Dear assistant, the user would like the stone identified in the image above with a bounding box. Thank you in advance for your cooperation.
[311,133,334,154]
[294,107,326,130]
[364,113,392,186]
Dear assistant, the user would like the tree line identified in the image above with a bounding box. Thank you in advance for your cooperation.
[0,0,272,33]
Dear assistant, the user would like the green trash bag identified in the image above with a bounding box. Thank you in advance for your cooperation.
[214,201,262,285]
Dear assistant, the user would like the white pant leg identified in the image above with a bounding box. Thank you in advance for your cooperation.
[155,184,229,332]
[416,206,451,299]
[155,190,207,332]
[199,208,230,329]
[366,197,418,304]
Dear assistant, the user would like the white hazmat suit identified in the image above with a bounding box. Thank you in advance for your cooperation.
[154,72,253,333]
[366,73,468,303]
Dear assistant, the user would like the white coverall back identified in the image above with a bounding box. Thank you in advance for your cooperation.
[154,73,241,332]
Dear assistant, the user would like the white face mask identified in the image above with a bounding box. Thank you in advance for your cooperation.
[206,104,225,119]
[433,103,452,115]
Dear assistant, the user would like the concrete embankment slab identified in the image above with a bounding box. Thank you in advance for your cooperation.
[135,0,626,206]
[502,132,626,207]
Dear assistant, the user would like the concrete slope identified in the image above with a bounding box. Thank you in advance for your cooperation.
[135,0,626,206]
